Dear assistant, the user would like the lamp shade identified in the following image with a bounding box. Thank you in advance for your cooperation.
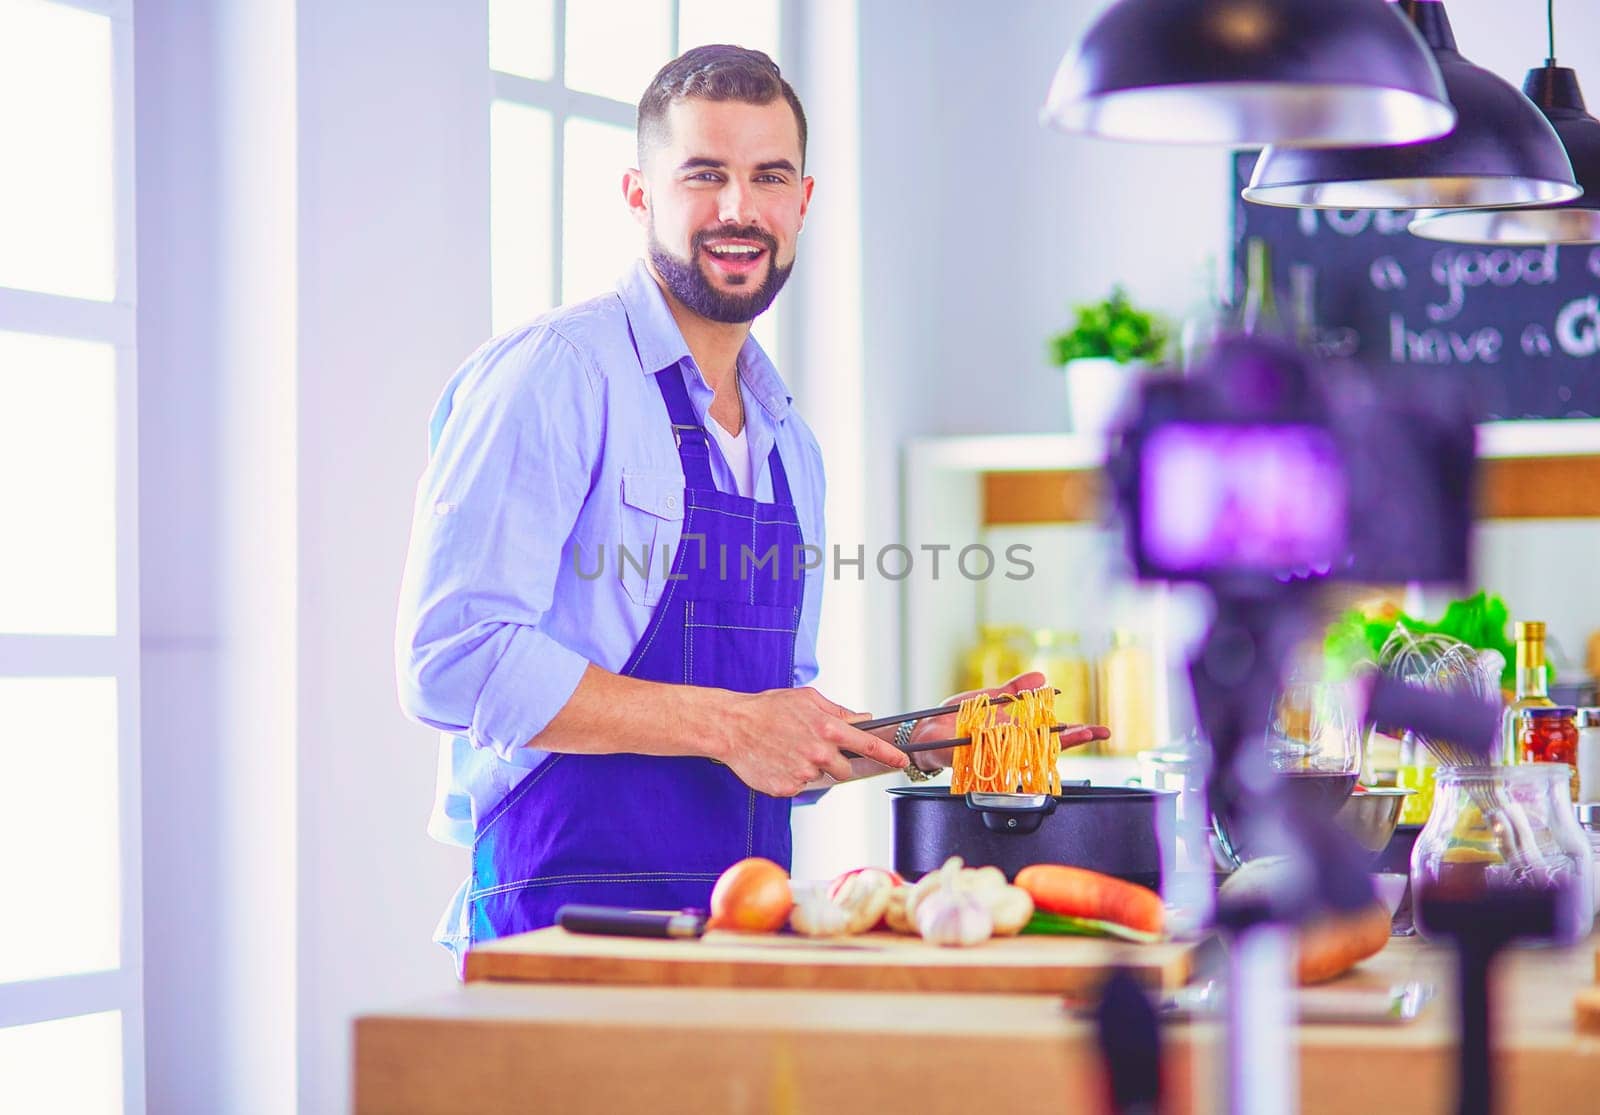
[1041,0,1454,146]
[1243,1,1579,209]
[1410,66,1600,243]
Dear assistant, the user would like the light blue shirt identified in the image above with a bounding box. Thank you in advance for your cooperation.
[395,261,827,846]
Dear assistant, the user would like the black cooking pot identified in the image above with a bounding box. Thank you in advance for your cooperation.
[888,785,1176,889]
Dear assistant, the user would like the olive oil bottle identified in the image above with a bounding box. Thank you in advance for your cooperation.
[1502,621,1555,764]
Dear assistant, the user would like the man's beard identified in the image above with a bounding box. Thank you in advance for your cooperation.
[648,223,794,325]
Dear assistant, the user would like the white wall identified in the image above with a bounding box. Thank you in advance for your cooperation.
[857,0,1235,711]
[137,2,480,1112]
[292,3,488,1112]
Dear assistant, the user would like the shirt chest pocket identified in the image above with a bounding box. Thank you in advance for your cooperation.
[618,469,685,608]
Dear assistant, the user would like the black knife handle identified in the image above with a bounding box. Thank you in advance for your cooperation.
[555,904,707,939]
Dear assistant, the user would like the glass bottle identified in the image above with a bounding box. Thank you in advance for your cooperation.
[1410,763,1594,944]
[1240,236,1283,337]
[1097,629,1156,757]
[959,625,1029,692]
[1289,262,1318,352]
[1179,253,1233,373]
[1578,708,1600,802]
[1502,621,1555,764]
[1025,629,1093,730]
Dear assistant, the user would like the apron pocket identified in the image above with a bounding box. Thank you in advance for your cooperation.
[684,599,800,691]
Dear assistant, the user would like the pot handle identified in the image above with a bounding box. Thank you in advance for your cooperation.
[965,792,1058,835]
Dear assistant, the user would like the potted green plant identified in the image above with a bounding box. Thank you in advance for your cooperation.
[1048,286,1168,435]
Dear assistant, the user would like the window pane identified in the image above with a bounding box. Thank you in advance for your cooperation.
[0,678,120,983]
[0,331,117,635]
[0,1011,122,1115]
[491,102,555,333]
[488,0,554,81]
[679,0,781,63]
[0,0,114,301]
[564,0,672,105]
[562,118,642,303]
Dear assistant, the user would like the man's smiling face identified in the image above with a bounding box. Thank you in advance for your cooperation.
[629,97,813,324]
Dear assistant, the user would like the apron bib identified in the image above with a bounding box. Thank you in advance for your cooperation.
[465,366,805,944]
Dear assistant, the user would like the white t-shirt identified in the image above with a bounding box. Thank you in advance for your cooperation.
[707,408,755,498]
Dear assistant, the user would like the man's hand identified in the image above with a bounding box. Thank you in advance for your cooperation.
[906,671,1112,772]
[709,686,909,797]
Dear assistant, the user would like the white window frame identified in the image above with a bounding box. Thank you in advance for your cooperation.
[0,1,145,1112]
[490,0,797,365]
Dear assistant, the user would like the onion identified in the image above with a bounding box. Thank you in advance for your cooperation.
[707,857,793,932]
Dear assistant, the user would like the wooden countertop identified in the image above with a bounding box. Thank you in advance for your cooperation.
[353,935,1600,1114]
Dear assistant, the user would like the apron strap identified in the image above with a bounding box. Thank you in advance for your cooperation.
[656,362,796,506]
[766,445,793,506]
[654,364,717,491]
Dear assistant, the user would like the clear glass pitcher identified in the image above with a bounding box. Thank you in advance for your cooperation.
[1410,763,1595,944]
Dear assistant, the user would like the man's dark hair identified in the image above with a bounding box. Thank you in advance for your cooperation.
[636,45,808,169]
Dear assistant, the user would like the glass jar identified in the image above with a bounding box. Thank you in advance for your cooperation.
[1577,708,1600,801]
[958,625,1029,691]
[1097,630,1156,757]
[1577,803,1600,915]
[1411,764,1595,944]
[1520,706,1580,802]
[1025,629,1093,728]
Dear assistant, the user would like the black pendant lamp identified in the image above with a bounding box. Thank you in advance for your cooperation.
[1243,0,1579,209]
[1411,2,1600,243]
[1040,0,1455,147]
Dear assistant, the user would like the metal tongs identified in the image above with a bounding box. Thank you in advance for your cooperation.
[842,689,1105,757]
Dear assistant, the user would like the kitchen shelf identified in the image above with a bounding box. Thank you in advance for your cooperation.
[901,422,1600,726]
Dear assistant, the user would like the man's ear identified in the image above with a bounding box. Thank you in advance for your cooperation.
[624,167,649,229]
[799,175,814,227]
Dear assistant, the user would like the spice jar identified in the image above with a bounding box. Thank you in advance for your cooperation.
[1520,706,1580,802]
[1577,803,1600,915]
[1578,708,1600,802]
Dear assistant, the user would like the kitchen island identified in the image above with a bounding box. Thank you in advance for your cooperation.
[353,932,1600,1113]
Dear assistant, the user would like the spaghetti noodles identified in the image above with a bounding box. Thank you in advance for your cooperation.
[949,686,1060,795]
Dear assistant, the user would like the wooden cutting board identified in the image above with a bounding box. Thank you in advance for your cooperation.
[463,927,1198,995]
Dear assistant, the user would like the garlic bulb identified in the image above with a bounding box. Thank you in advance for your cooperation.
[884,886,916,935]
[988,885,1035,936]
[789,891,852,938]
[904,858,1029,938]
[906,856,965,924]
[966,866,1009,897]
[915,858,993,947]
[828,868,896,934]
[916,887,993,947]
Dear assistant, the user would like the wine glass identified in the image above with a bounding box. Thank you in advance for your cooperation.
[1214,676,1364,866]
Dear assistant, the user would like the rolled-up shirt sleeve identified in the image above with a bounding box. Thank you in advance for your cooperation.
[395,327,601,759]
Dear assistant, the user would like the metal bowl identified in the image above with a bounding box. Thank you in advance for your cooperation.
[1335,788,1416,861]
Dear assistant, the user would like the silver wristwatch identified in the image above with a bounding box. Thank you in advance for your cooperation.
[897,719,943,782]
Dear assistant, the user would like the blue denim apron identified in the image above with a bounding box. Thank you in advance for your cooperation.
[465,366,805,944]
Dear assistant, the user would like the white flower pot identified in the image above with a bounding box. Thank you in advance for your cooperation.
[1064,357,1144,437]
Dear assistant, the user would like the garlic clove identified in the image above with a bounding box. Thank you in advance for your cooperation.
[829,868,896,934]
[789,892,853,938]
[988,885,1035,936]
[885,886,917,935]
[916,888,994,947]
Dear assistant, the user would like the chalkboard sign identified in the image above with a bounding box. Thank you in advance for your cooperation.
[1232,151,1600,419]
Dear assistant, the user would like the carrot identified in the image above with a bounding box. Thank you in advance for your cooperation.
[1014,865,1164,935]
